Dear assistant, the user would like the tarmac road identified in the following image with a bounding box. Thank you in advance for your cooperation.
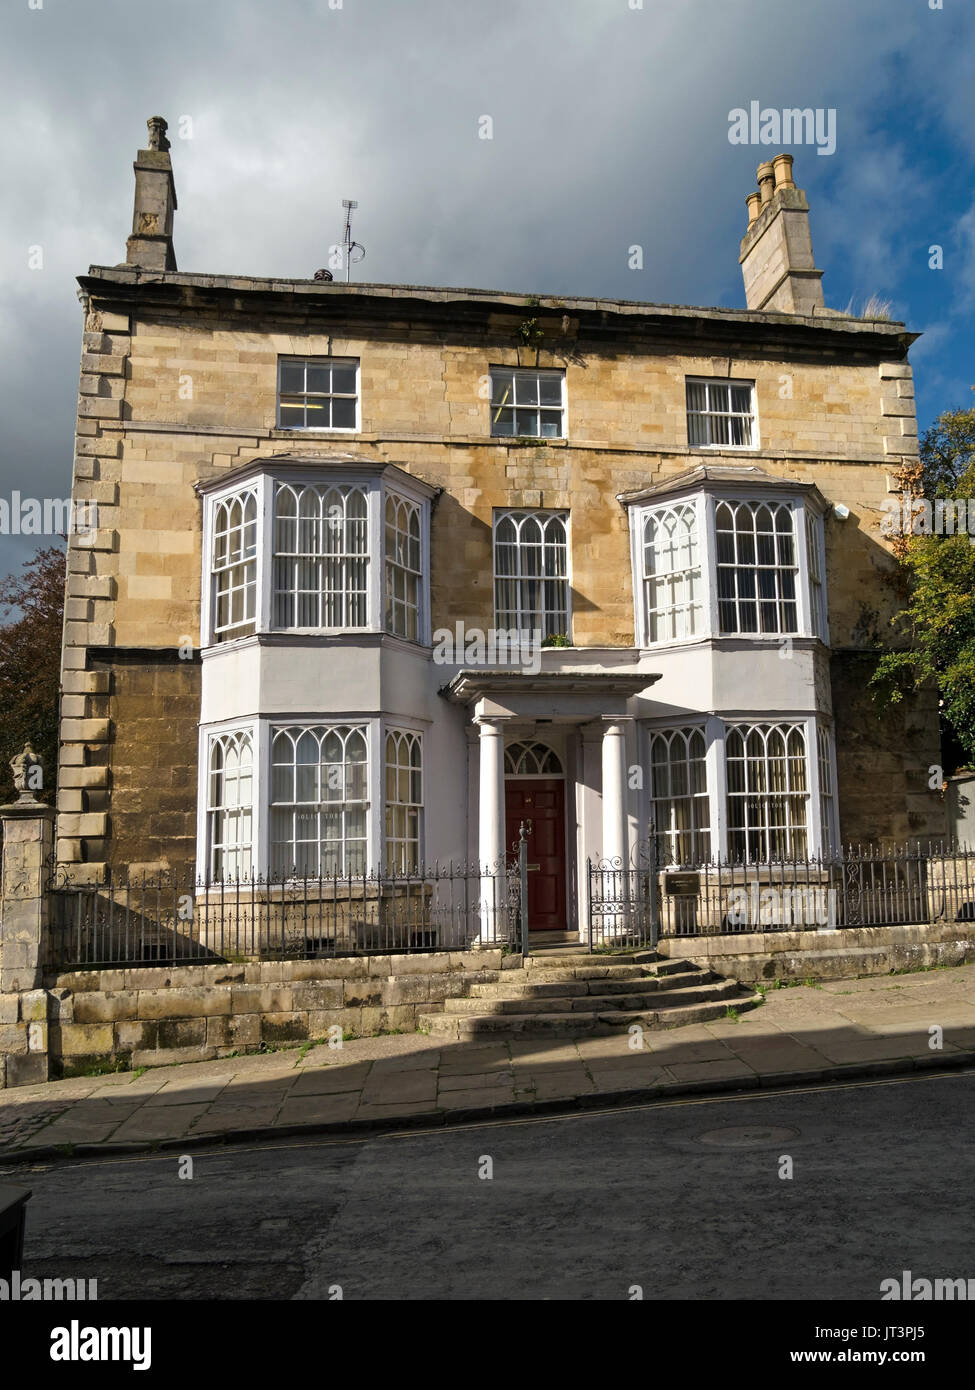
[6,1069,973,1301]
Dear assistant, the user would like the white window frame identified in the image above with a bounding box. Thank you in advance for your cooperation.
[638,497,707,647]
[630,490,826,649]
[384,491,423,642]
[197,716,383,883]
[686,377,758,450]
[493,508,571,642]
[647,725,712,867]
[277,356,361,433]
[268,723,370,878]
[641,714,833,865]
[201,470,432,647]
[724,720,811,863]
[712,498,801,637]
[210,488,260,643]
[489,366,566,439]
[383,727,424,873]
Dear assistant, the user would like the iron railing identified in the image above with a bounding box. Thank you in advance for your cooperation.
[48,859,524,968]
[654,842,975,938]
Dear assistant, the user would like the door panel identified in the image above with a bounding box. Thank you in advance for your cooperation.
[505,779,567,931]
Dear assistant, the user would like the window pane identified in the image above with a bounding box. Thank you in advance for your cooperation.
[331,397,356,429]
[280,362,304,393]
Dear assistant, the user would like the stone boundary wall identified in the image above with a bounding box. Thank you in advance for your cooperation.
[658,922,975,983]
[0,949,505,1083]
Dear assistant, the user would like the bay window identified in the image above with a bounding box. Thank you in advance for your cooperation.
[201,465,432,646]
[201,719,424,882]
[629,482,827,648]
[647,718,836,865]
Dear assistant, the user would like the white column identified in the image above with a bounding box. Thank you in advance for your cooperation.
[601,720,628,865]
[476,718,506,942]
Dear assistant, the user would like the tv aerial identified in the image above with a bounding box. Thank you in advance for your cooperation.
[340,199,366,282]
[314,199,366,282]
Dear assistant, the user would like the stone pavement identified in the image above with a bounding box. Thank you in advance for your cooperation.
[2,964,974,1164]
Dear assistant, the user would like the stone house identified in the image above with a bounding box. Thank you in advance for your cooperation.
[56,118,945,941]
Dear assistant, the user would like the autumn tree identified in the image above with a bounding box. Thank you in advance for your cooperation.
[871,406,975,769]
[0,544,65,804]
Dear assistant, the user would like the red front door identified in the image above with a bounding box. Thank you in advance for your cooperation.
[505,779,567,932]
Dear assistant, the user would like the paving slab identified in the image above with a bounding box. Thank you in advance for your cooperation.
[2,963,975,1163]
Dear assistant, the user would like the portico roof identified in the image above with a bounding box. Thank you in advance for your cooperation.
[440,668,660,718]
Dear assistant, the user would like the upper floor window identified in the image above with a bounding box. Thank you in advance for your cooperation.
[202,467,432,646]
[384,494,422,641]
[278,357,359,431]
[212,490,258,641]
[715,501,797,635]
[494,510,570,640]
[643,503,703,643]
[490,368,565,438]
[273,483,369,630]
[630,485,826,648]
[686,379,756,448]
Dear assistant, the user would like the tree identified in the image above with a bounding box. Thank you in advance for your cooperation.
[0,544,65,804]
[870,406,975,769]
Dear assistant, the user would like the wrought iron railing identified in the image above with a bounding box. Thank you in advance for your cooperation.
[48,859,523,968]
[653,843,975,938]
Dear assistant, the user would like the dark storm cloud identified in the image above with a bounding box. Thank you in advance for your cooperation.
[1,0,973,575]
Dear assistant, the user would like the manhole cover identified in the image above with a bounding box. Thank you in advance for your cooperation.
[696,1125,799,1149]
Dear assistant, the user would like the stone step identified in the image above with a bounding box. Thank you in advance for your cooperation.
[467,969,716,1000]
[515,963,663,983]
[419,991,761,1039]
[442,978,740,1015]
[525,950,661,969]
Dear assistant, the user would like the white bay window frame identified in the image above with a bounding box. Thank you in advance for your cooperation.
[630,489,827,650]
[197,716,429,882]
[642,714,837,865]
[201,468,432,647]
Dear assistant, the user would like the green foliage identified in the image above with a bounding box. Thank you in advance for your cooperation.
[0,544,65,803]
[871,408,975,767]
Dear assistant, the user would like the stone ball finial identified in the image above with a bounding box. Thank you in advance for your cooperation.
[9,741,43,801]
[146,116,170,153]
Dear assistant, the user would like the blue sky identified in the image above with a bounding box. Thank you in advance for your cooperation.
[1,0,973,578]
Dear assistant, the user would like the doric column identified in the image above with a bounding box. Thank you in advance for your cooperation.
[601,719,629,865]
[476,718,507,942]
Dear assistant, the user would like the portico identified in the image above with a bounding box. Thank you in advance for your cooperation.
[442,668,659,937]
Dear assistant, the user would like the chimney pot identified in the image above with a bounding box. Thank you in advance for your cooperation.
[757,161,775,204]
[746,192,762,227]
[772,152,795,190]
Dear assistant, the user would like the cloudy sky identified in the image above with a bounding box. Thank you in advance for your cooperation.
[2,0,974,578]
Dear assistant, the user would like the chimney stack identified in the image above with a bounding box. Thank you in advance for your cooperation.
[125,116,178,271]
[739,153,823,315]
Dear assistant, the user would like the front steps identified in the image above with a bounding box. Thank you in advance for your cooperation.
[418,949,761,1039]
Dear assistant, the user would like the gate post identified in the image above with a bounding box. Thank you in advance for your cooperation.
[518,820,530,961]
[1,745,56,994]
